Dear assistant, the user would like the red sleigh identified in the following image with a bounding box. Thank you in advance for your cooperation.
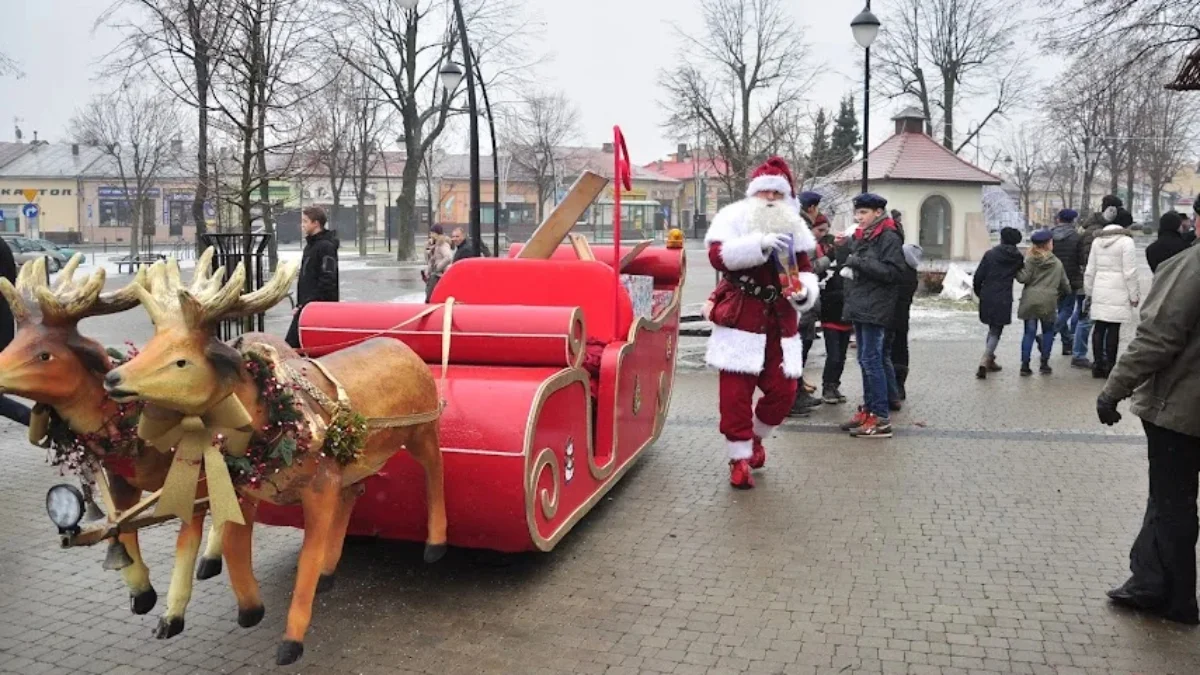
[256,128,685,552]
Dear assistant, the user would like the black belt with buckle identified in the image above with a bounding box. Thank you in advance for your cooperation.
[726,274,780,303]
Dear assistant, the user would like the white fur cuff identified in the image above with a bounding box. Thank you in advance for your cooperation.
[781,335,806,379]
[753,417,775,441]
[715,234,769,271]
[747,175,793,199]
[791,272,820,313]
[727,439,753,461]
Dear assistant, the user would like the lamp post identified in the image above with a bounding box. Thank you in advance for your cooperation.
[444,0,482,256]
[851,3,881,195]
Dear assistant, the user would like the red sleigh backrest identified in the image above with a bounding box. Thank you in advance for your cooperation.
[431,258,635,344]
[506,243,684,290]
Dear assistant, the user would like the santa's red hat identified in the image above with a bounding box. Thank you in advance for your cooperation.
[746,156,796,202]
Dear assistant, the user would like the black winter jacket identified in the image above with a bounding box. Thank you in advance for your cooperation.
[1051,224,1084,291]
[973,243,1024,327]
[894,264,919,334]
[297,229,339,308]
[842,219,907,328]
[815,235,850,327]
[0,238,15,349]
[1146,227,1190,273]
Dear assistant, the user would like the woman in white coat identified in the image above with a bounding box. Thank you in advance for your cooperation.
[1084,208,1141,377]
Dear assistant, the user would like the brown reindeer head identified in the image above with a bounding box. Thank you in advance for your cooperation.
[0,255,144,406]
[104,249,298,415]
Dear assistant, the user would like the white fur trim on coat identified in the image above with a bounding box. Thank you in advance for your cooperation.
[706,199,817,259]
[706,325,767,374]
[727,439,753,461]
[790,271,820,313]
[714,234,769,271]
[780,334,805,378]
[746,175,793,200]
[753,416,775,441]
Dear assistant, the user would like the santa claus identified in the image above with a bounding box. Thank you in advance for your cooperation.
[704,156,819,489]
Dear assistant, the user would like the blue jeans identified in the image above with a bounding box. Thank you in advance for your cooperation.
[1022,317,1055,364]
[855,322,889,419]
[1073,293,1091,360]
[1054,294,1077,347]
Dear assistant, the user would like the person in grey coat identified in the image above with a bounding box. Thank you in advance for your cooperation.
[1098,245,1200,625]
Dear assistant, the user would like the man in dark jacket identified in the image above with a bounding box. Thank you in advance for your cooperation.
[892,242,922,402]
[1073,195,1123,368]
[973,227,1025,379]
[839,193,907,438]
[814,225,852,405]
[1050,209,1083,356]
[450,226,491,262]
[790,192,826,416]
[0,237,30,425]
[1098,245,1200,625]
[1146,211,1189,273]
[285,206,339,349]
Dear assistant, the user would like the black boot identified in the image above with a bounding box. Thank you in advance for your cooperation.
[894,365,909,401]
[1020,362,1033,376]
[1039,359,1052,375]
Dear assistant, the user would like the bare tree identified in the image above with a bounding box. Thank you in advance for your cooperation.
[0,52,23,77]
[762,103,812,188]
[70,89,181,258]
[503,90,581,222]
[874,0,1026,152]
[1044,57,1109,213]
[1000,123,1046,225]
[1042,0,1199,78]
[659,0,813,195]
[347,81,392,257]
[1139,79,1200,220]
[100,0,236,252]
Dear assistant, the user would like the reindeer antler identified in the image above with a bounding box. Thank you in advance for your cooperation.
[136,248,298,330]
[0,254,145,326]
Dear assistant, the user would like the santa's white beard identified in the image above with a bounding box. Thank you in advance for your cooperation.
[746,197,802,235]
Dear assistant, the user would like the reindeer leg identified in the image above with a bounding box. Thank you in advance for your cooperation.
[223,497,265,629]
[316,485,362,595]
[406,424,448,563]
[195,518,224,581]
[277,473,341,666]
[110,476,156,615]
[154,512,206,639]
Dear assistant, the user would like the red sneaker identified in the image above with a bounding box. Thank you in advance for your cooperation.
[840,407,869,432]
[729,459,755,489]
[749,437,766,469]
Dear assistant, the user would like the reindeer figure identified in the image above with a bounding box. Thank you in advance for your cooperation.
[104,256,447,665]
[0,255,227,621]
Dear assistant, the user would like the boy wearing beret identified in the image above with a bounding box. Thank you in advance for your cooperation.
[1017,229,1072,376]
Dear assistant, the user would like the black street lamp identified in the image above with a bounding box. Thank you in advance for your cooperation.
[851,3,881,195]
[449,0,482,256]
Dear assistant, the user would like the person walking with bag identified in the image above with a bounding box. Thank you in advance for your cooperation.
[704,157,819,489]
[1084,207,1140,378]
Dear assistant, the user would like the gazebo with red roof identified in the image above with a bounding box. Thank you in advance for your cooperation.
[830,108,1001,260]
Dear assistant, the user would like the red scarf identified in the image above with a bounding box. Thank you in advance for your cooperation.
[854,216,897,241]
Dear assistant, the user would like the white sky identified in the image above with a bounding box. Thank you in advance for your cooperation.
[0,0,1058,165]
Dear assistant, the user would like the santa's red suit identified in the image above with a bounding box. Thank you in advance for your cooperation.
[705,157,819,489]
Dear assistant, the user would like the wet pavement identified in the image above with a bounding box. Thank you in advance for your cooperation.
[1,249,1196,674]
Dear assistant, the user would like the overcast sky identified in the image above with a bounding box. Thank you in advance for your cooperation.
[1,0,1056,165]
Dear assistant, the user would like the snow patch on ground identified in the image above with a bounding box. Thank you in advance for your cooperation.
[63,249,380,278]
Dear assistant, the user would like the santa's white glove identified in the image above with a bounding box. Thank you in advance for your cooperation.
[759,233,790,254]
[840,267,855,280]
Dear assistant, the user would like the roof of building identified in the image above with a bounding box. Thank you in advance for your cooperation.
[0,143,106,178]
[829,129,1002,186]
[642,155,728,181]
[433,146,680,185]
[0,142,33,170]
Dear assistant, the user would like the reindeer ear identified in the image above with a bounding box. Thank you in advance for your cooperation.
[65,332,112,375]
[204,340,244,382]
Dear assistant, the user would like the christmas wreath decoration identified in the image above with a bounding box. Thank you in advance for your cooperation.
[226,351,367,488]
[45,343,144,475]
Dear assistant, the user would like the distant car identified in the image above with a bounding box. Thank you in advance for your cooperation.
[29,239,79,261]
[1,235,68,272]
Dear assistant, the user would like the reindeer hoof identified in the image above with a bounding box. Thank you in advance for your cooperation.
[154,616,184,639]
[238,605,265,628]
[424,543,447,564]
[316,574,335,594]
[276,640,304,665]
[195,556,223,580]
[130,588,157,615]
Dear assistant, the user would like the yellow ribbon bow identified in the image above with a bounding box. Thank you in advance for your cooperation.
[138,395,254,527]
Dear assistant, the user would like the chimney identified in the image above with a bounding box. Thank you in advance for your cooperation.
[601,142,614,153]
[677,143,689,159]
[892,107,928,135]
[71,143,79,156]
[171,138,183,155]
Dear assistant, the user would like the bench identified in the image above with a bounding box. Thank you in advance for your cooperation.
[115,255,165,274]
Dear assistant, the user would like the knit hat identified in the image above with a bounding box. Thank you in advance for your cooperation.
[746,156,796,202]
[1113,208,1134,227]
[1101,195,1123,210]
[853,193,888,210]
[1030,229,1052,244]
[902,243,924,270]
[1056,209,1078,223]
[1160,211,1183,232]
[1000,227,1022,245]
[430,224,444,235]
[798,191,823,209]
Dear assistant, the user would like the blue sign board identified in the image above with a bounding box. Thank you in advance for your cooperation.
[21,204,39,219]
[0,210,5,221]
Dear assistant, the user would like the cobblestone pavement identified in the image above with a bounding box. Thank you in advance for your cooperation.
[2,258,1197,675]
